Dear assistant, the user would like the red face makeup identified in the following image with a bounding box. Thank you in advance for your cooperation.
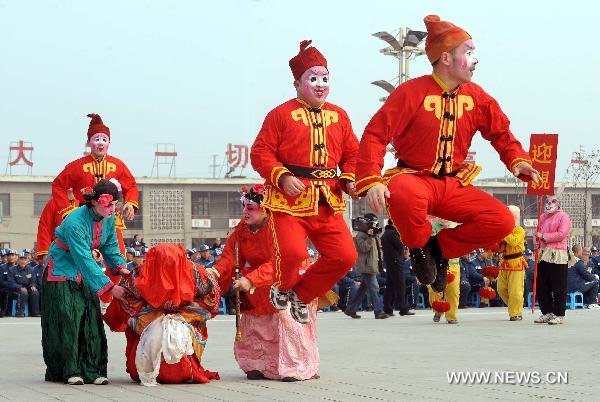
[242,199,264,226]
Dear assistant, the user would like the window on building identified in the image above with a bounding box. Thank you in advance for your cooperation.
[191,191,210,218]
[34,193,51,217]
[127,192,143,230]
[228,191,242,217]
[0,194,9,217]
[592,195,600,218]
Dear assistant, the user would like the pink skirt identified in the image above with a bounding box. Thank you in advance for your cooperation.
[234,302,319,380]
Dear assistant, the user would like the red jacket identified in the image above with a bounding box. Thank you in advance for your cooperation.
[355,74,532,195]
[251,98,359,216]
[214,219,279,316]
[52,154,139,229]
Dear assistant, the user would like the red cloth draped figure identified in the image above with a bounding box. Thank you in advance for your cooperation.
[355,15,540,294]
[210,184,320,381]
[104,243,221,385]
[250,40,359,323]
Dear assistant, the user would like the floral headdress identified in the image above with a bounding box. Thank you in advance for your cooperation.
[241,184,265,205]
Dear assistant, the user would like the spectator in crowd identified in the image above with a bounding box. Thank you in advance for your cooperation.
[127,250,145,273]
[212,247,223,264]
[1,249,8,265]
[471,249,492,270]
[344,214,389,320]
[458,254,473,308]
[567,251,600,309]
[125,248,134,263]
[8,251,41,317]
[579,246,595,271]
[1,250,22,317]
[524,249,535,297]
[534,195,572,325]
[197,244,214,268]
[402,248,419,309]
[131,241,143,253]
[381,221,413,316]
[466,254,490,307]
[333,271,361,312]
[211,237,222,251]
[590,246,600,276]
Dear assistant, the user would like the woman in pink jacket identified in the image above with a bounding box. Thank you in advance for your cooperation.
[534,195,572,325]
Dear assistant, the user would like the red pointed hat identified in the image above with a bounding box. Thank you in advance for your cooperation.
[289,40,328,80]
[424,15,471,64]
[86,113,110,141]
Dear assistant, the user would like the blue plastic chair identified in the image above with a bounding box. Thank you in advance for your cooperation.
[11,299,29,317]
[566,292,584,310]
[218,297,227,314]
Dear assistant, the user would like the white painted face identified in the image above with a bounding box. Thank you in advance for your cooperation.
[88,133,110,158]
[93,200,117,218]
[242,198,265,226]
[296,66,330,107]
[448,39,478,84]
[545,196,560,214]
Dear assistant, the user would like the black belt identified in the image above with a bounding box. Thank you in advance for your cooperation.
[284,164,338,180]
[396,160,459,178]
[503,252,523,260]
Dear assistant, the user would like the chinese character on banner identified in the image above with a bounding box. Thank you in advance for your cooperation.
[464,151,476,163]
[527,134,558,196]
[225,143,248,169]
[9,140,34,167]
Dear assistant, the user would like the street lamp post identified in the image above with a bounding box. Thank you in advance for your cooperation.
[372,26,427,101]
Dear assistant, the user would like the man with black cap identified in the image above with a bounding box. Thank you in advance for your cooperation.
[355,15,540,296]
[1,249,21,316]
[251,40,359,324]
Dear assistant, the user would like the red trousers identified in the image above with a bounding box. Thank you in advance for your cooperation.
[386,174,513,259]
[270,206,357,303]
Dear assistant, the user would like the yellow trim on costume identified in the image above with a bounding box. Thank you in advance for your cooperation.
[432,73,449,92]
[269,214,284,288]
[355,175,382,187]
[59,204,77,218]
[37,250,48,256]
[270,166,291,189]
[509,157,532,172]
[125,200,139,209]
[356,181,383,197]
[339,172,355,182]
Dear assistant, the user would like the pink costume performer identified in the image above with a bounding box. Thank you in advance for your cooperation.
[211,184,319,381]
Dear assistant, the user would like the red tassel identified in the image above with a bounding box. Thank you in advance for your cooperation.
[479,286,496,299]
[447,272,455,283]
[299,40,312,52]
[432,300,451,313]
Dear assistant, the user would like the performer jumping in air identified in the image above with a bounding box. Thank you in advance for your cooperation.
[251,40,359,323]
[41,179,131,385]
[355,15,540,294]
[210,184,320,381]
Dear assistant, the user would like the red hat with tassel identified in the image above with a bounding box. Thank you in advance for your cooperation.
[86,113,110,141]
[289,40,328,81]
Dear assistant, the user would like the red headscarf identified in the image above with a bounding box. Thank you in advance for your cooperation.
[86,113,111,141]
[424,15,471,64]
[288,40,328,80]
[134,244,196,308]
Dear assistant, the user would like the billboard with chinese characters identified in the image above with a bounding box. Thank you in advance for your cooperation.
[527,134,559,196]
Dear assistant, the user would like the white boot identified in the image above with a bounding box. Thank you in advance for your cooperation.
[93,376,109,385]
[67,376,84,385]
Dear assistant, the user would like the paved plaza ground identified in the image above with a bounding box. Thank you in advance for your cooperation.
[1,307,598,401]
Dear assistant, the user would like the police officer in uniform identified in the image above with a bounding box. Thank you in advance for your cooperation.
[8,251,41,317]
[1,250,22,316]
[196,244,214,268]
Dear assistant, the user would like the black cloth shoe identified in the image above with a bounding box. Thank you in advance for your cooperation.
[344,311,361,319]
[383,310,395,316]
[399,310,415,316]
[409,246,436,284]
[428,235,449,292]
[246,370,265,380]
[375,313,390,319]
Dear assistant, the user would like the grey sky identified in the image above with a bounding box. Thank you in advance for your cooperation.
[1,0,597,182]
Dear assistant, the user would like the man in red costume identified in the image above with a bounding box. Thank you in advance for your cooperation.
[49,114,138,257]
[355,15,541,293]
[251,40,359,323]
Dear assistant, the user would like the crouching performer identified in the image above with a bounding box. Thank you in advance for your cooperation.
[104,243,221,385]
[210,184,320,381]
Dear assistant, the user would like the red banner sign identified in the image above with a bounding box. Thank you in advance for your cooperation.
[527,134,559,196]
